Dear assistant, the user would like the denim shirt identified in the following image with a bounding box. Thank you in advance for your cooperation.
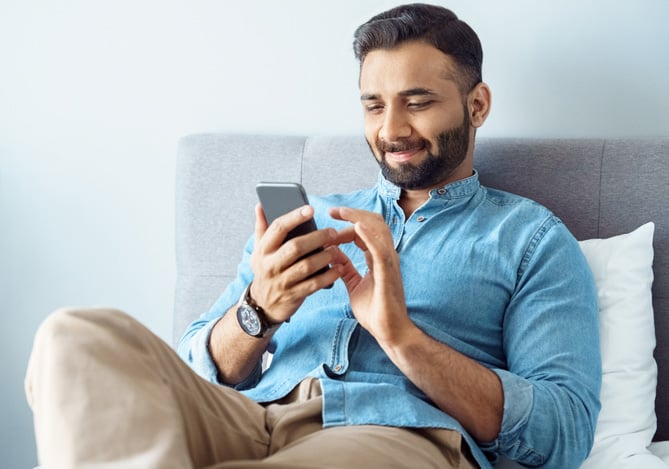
[178,171,601,468]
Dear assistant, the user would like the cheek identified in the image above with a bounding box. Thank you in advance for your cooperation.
[420,110,465,140]
[363,119,381,148]
[363,115,378,136]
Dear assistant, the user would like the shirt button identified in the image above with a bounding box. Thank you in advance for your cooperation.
[437,188,446,195]
[417,216,426,222]
[333,364,343,372]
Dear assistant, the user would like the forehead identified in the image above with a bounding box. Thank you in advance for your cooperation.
[359,41,460,95]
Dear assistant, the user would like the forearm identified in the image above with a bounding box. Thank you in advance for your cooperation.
[328,206,504,440]
[381,324,503,442]
[208,304,272,385]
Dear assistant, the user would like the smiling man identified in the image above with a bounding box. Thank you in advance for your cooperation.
[26,4,601,468]
[359,38,490,215]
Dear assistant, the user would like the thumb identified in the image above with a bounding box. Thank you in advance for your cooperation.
[254,203,268,244]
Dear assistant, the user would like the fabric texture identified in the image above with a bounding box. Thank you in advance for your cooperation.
[26,309,474,469]
[179,172,601,468]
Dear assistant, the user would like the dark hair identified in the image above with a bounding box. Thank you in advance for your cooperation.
[353,3,483,92]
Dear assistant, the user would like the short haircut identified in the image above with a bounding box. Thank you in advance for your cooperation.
[353,3,483,92]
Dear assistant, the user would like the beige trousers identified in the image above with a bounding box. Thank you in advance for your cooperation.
[25,308,477,468]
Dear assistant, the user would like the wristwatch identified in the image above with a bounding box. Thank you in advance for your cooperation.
[236,282,282,338]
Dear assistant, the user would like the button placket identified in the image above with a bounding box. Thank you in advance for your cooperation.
[328,319,357,376]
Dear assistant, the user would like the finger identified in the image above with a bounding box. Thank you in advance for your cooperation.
[304,246,343,286]
[330,206,382,225]
[354,221,382,255]
[331,207,388,251]
[274,227,337,273]
[262,205,315,253]
[329,206,346,221]
[254,203,268,244]
[281,246,342,294]
[354,221,397,275]
[332,225,369,252]
[332,225,356,243]
[329,246,363,293]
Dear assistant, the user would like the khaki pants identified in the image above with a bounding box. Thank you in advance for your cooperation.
[25,308,477,468]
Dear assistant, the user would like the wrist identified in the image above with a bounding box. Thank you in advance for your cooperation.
[236,282,282,338]
[376,319,422,358]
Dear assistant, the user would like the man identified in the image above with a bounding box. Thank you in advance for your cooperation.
[26,4,601,468]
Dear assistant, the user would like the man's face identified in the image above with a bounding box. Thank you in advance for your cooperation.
[359,41,473,191]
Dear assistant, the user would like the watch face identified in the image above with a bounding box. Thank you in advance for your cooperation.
[237,304,262,336]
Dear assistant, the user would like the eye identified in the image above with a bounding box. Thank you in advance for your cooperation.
[407,100,434,110]
[363,103,384,114]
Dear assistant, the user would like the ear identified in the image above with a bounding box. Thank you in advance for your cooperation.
[467,82,492,128]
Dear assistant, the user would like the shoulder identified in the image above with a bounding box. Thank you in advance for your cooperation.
[482,186,551,214]
[476,185,581,265]
[477,185,562,233]
[308,186,376,207]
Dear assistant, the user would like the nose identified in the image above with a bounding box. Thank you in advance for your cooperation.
[379,107,411,142]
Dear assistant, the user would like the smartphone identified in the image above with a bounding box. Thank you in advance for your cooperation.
[255,182,331,284]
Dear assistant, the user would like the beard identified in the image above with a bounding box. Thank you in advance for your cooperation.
[370,110,470,190]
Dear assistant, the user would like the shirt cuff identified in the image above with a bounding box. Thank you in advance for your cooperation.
[483,368,534,449]
[181,318,222,384]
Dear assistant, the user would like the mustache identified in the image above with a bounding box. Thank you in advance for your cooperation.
[376,138,429,154]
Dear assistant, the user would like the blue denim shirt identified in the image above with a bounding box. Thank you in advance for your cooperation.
[178,171,601,468]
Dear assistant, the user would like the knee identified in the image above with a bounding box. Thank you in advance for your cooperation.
[34,307,132,353]
[26,308,131,403]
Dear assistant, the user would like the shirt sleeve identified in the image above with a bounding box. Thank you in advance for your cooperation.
[481,217,602,468]
[176,236,262,388]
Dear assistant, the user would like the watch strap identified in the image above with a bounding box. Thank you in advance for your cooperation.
[237,282,281,338]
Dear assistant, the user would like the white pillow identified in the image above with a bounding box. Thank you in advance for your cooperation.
[578,222,662,468]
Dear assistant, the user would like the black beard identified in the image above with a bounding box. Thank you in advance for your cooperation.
[371,110,470,190]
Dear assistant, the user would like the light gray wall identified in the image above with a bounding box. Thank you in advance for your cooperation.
[1,1,667,467]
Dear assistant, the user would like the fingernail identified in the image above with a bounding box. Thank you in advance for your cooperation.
[300,206,311,217]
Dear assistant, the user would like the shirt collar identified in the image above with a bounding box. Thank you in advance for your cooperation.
[376,170,481,201]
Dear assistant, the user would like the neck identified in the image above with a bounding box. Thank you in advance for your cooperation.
[397,164,474,218]
[398,189,430,219]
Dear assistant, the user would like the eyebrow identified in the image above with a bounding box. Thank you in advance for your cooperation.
[399,88,438,98]
[360,88,438,101]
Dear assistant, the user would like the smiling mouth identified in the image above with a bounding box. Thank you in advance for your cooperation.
[383,147,425,164]
[376,138,428,164]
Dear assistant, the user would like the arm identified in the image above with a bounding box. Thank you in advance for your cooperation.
[207,303,273,385]
[179,203,341,386]
[484,219,601,466]
[329,206,502,441]
[383,324,504,442]
[330,207,601,466]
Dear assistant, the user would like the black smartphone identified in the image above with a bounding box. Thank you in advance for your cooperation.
[256,182,318,242]
[255,182,331,285]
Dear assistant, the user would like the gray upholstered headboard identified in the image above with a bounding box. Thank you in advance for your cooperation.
[174,134,669,441]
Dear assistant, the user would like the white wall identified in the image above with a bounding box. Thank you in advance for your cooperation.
[1,1,667,467]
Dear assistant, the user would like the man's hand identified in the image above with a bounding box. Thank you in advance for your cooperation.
[329,206,414,345]
[210,203,340,386]
[330,205,503,442]
[250,203,341,323]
